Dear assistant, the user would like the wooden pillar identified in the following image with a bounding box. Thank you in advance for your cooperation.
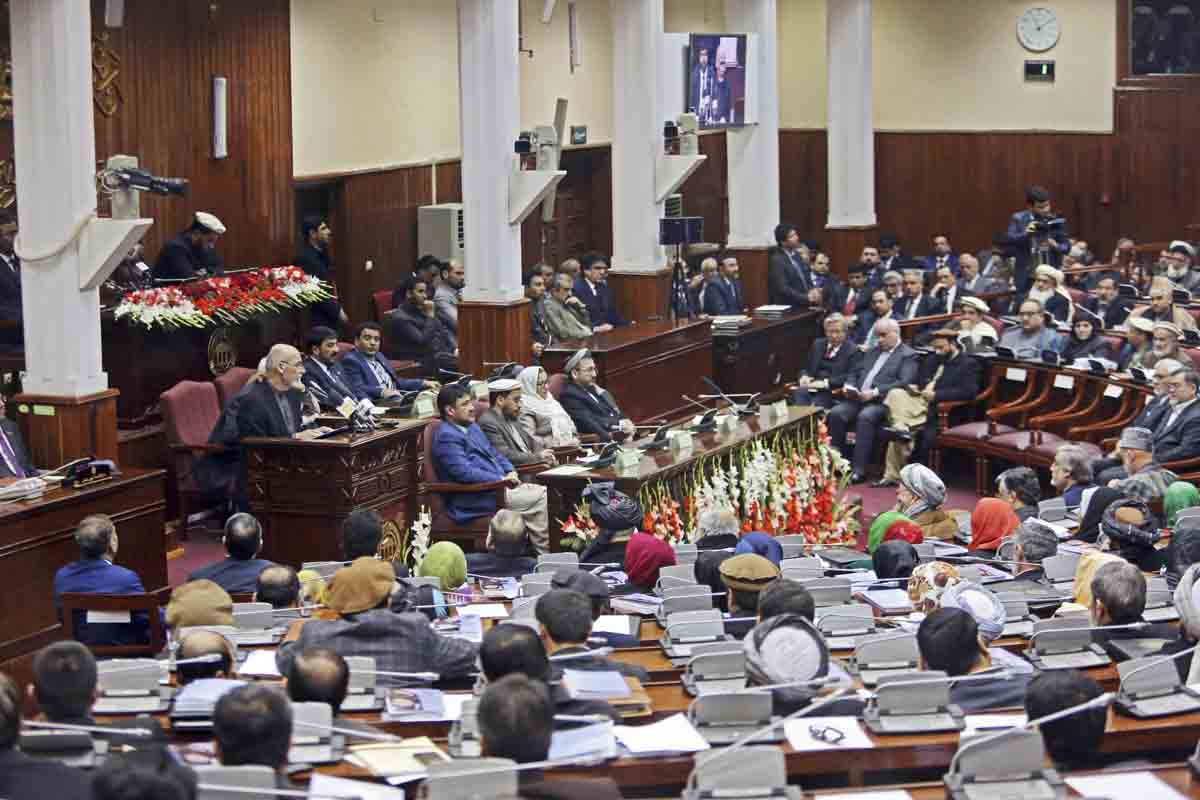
[457,299,532,377]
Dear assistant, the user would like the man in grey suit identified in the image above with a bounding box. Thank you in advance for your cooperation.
[826,318,918,484]
[478,378,557,468]
[1153,368,1200,465]
[434,259,464,351]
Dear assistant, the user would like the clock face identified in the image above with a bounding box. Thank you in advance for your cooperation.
[1017,7,1061,53]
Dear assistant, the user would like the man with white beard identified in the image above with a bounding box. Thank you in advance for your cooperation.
[1163,241,1199,295]
[1024,264,1072,323]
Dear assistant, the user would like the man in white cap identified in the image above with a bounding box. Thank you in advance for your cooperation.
[1164,240,1199,294]
[1129,276,1199,332]
[478,377,557,468]
[557,349,635,442]
[1118,315,1156,371]
[1026,264,1070,322]
[153,211,226,280]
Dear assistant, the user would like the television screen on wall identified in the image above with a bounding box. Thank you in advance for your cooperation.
[686,33,748,129]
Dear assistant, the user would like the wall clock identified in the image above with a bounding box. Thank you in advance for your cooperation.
[1017,7,1061,53]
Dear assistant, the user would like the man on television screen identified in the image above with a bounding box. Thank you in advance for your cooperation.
[689,46,716,124]
[712,62,734,124]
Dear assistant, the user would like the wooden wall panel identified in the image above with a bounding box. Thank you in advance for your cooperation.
[679,132,728,245]
[90,0,294,269]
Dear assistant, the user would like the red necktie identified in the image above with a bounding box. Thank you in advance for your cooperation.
[843,291,855,316]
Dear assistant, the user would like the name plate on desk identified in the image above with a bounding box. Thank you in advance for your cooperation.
[411,391,437,419]
[668,430,693,456]
[1005,367,1027,382]
[763,399,789,421]
[614,447,642,473]
[716,414,739,434]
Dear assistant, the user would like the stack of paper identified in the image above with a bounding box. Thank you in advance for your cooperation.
[383,689,446,722]
[610,593,662,616]
[593,615,638,637]
[562,669,632,700]
[614,713,710,756]
[753,304,791,319]
[347,737,450,784]
[710,315,752,334]
[237,650,282,678]
[548,721,618,761]
[1065,772,1187,799]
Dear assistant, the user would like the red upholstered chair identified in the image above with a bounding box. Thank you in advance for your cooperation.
[336,341,354,358]
[60,592,167,659]
[1067,288,1088,306]
[160,380,232,533]
[214,367,257,409]
[1184,347,1200,373]
[984,315,1004,337]
[372,289,394,321]
[419,419,505,553]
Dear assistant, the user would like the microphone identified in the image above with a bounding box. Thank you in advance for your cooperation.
[680,395,715,413]
[100,654,223,675]
[1028,621,1150,648]
[1117,643,1200,692]
[576,561,621,568]
[869,668,1014,693]
[684,688,853,791]
[291,718,401,744]
[702,376,757,415]
[550,647,615,661]
[938,555,1041,569]
[22,720,155,737]
[741,675,846,693]
[947,691,1117,775]
[348,668,440,682]
[554,713,613,724]
[412,750,616,782]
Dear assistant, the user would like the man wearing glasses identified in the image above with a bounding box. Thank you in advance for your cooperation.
[998,300,1060,360]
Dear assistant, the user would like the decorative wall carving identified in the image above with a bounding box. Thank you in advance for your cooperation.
[91,31,122,118]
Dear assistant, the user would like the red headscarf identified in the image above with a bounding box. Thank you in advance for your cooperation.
[624,532,677,588]
[883,519,924,546]
[970,498,1020,552]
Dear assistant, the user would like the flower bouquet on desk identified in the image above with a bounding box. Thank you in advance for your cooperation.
[114,266,334,329]
[559,503,599,552]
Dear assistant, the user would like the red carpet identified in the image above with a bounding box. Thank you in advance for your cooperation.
[167,526,225,586]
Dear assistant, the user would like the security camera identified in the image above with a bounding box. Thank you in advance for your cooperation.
[100,167,188,197]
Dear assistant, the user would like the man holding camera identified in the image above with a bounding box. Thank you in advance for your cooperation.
[1005,186,1068,293]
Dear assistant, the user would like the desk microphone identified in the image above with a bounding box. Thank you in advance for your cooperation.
[680,395,716,413]
[939,555,1041,568]
[741,675,846,693]
[291,718,401,744]
[946,691,1116,775]
[100,654,223,675]
[22,720,155,737]
[1117,643,1200,691]
[869,668,1014,694]
[348,668,440,682]
[702,377,758,415]
[1028,621,1149,648]
[549,647,615,661]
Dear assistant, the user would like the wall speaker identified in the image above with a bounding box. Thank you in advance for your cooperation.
[212,76,228,159]
[660,216,703,246]
[104,0,124,28]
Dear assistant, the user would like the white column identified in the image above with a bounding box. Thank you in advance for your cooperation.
[10,0,108,396]
[610,0,665,272]
[724,0,779,248]
[826,0,876,228]
[457,0,524,302]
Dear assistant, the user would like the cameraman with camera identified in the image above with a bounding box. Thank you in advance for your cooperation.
[1005,185,1068,293]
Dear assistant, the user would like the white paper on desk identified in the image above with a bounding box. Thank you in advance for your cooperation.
[593,615,637,636]
[961,713,1025,738]
[87,610,131,624]
[614,713,710,755]
[310,773,405,800]
[784,715,875,752]
[932,541,969,556]
[458,603,509,619]
[817,792,911,800]
[543,464,592,476]
[1066,772,1188,799]
[848,570,878,589]
[1033,518,1073,540]
[237,649,281,678]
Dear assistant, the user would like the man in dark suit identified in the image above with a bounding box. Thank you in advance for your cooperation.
[572,253,628,329]
[1004,185,1069,292]
[826,318,918,483]
[294,216,344,331]
[922,235,960,275]
[431,383,550,552]
[0,394,35,478]
[0,218,21,326]
[478,379,556,468]
[1083,276,1133,329]
[929,265,972,315]
[52,514,151,647]
[895,270,940,321]
[301,326,358,411]
[557,350,635,442]
[703,253,745,315]
[341,321,433,403]
[958,253,1003,296]
[689,46,717,120]
[855,289,896,347]
[466,509,537,578]
[536,589,650,682]
[1154,368,1200,464]
[187,513,276,594]
[767,223,812,308]
[152,211,225,280]
[794,314,857,408]
[810,251,845,311]
[528,270,551,359]
[0,674,94,798]
[840,263,872,322]
[878,233,906,274]
[384,276,458,377]
[712,62,734,124]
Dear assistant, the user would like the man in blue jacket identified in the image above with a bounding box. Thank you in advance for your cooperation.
[430,383,550,553]
[52,514,151,646]
[340,321,435,403]
[572,253,628,330]
[187,512,276,594]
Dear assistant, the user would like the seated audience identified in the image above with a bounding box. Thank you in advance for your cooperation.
[1152,367,1200,462]
[956,296,998,355]
[573,253,627,329]
[958,254,1001,296]
[923,234,959,274]
[558,257,581,281]
[703,253,745,315]
[1059,309,1111,362]
[431,383,550,553]
[1118,316,1156,370]
[341,322,433,404]
[866,511,919,554]
[908,561,961,614]
[235,344,328,442]
[174,629,236,685]
[872,540,920,580]
[517,365,580,448]
[623,532,676,592]
[213,684,292,783]
[284,648,379,740]
[476,673,624,800]
[1130,276,1199,332]
[417,541,467,590]
[999,300,1060,359]
[31,641,165,740]
[255,565,300,609]
[734,531,784,565]
[881,327,980,476]
[917,607,1030,710]
[478,378,557,468]
[1166,480,1200,529]
[300,326,358,410]
[1076,487,1124,544]
[528,270,550,357]
[694,508,740,550]
[52,514,150,647]
[187,513,275,594]
[1145,321,1185,371]
[881,270,904,301]
[938,580,1036,681]
[557,349,636,443]
[839,262,871,321]
[685,257,716,317]
[433,260,463,351]
[1083,276,1133,329]
[827,318,917,483]
[855,289,894,347]
[1026,264,1072,322]
[1108,426,1179,504]
[543,272,596,341]
[1050,444,1095,507]
[1009,519,1059,581]
[929,265,966,314]
[1023,671,1108,772]
[694,551,734,612]
[165,580,233,633]
[0,673,93,797]
[969,497,1020,555]
[1100,498,1164,571]
[744,613,861,717]
[91,753,196,800]
[275,558,477,683]
[393,254,443,309]
[536,589,649,682]
[814,253,847,311]
[794,313,856,409]
[385,275,457,376]
[578,484,642,567]
[466,509,537,578]
[890,464,957,540]
[1089,561,1173,659]
[757,579,816,621]
[767,223,813,309]
[152,211,224,280]
[719,554,780,637]
[895,269,938,322]
[996,466,1041,522]
[1093,360,1182,479]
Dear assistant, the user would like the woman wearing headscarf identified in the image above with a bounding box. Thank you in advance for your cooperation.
[1058,309,1111,363]
[1075,487,1123,544]
[623,532,676,591]
[417,541,468,590]
[908,561,961,614]
[867,511,906,554]
[894,464,958,540]
[734,532,783,566]
[516,365,580,448]
[872,540,919,581]
[743,613,863,717]
[1165,481,1200,529]
[969,498,1020,556]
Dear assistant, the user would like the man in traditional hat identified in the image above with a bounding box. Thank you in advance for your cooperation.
[165,579,233,633]
[1025,264,1071,322]
[478,377,556,467]
[1129,276,1199,332]
[957,296,998,355]
[1106,426,1179,505]
[1119,315,1157,370]
[557,349,635,442]
[718,553,780,638]
[880,327,981,482]
[1163,240,1199,294]
[275,557,477,683]
[153,211,226,280]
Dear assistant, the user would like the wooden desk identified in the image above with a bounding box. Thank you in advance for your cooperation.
[712,312,820,395]
[812,766,1200,799]
[0,468,167,680]
[540,318,713,423]
[244,421,427,566]
[536,407,819,550]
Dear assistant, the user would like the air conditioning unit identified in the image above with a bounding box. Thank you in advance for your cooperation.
[664,193,683,218]
[417,203,465,263]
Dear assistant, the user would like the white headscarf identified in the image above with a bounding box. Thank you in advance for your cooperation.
[517,365,578,447]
